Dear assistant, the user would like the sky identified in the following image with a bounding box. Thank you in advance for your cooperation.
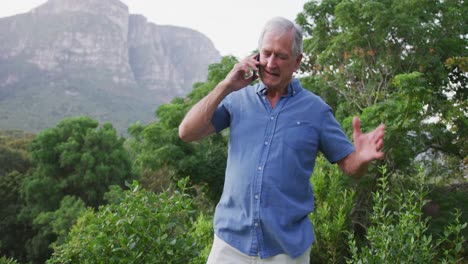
[0,0,308,59]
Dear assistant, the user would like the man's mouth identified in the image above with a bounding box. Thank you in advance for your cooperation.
[264,68,280,77]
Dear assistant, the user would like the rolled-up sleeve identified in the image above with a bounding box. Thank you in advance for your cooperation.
[211,97,231,133]
[319,108,354,163]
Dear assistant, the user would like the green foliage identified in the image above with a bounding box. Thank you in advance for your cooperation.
[0,130,34,262]
[205,56,239,85]
[298,6,466,251]
[24,116,133,212]
[297,0,466,110]
[190,214,214,264]
[0,256,19,264]
[0,130,33,177]
[425,184,468,258]
[48,179,199,264]
[103,184,126,205]
[0,171,31,261]
[0,146,29,176]
[20,116,134,263]
[341,72,432,173]
[347,167,467,263]
[309,156,355,263]
[33,196,87,248]
[297,0,467,177]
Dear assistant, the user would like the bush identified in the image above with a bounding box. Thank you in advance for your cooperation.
[48,178,199,264]
[309,156,355,263]
[0,256,19,264]
[425,183,468,252]
[190,213,214,264]
[347,167,467,263]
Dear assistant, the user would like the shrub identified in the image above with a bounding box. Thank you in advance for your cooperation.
[190,213,214,264]
[347,167,467,263]
[48,178,199,264]
[309,156,355,263]
[0,256,19,264]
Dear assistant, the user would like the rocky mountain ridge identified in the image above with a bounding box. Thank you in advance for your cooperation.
[0,0,221,133]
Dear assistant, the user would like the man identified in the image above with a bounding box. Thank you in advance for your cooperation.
[179,17,385,264]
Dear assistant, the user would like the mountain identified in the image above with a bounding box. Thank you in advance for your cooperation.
[0,0,221,134]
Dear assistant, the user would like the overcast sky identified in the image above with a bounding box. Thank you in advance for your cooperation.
[0,0,308,59]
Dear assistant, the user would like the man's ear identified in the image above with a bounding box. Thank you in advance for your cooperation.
[294,53,303,72]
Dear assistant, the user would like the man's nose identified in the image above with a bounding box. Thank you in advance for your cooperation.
[266,55,277,68]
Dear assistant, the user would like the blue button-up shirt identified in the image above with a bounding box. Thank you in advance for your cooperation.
[211,78,354,258]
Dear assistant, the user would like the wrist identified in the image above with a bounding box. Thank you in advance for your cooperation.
[217,79,236,95]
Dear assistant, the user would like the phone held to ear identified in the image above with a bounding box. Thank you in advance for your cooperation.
[252,53,260,80]
[244,53,260,81]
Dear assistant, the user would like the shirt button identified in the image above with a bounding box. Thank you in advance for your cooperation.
[270,116,274,120]
[264,141,269,145]
[257,166,262,171]
[254,222,259,227]
[254,194,259,200]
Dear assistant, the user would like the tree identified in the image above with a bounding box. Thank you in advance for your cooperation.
[33,196,87,249]
[0,130,34,262]
[0,130,33,178]
[0,171,33,263]
[20,116,134,263]
[296,1,467,260]
[296,0,467,175]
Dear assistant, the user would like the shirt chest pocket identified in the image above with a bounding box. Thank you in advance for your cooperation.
[282,120,318,151]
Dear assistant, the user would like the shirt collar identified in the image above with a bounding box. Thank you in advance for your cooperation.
[256,78,302,97]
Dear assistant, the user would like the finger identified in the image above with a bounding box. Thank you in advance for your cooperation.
[375,128,385,144]
[377,123,385,135]
[244,74,256,83]
[370,129,384,143]
[245,60,259,72]
[243,67,256,80]
[242,65,260,80]
[375,151,385,160]
[234,63,251,79]
[225,66,252,89]
[243,54,260,70]
[240,61,251,72]
[352,116,362,137]
[376,138,384,151]
[367,123,384,141]
[248,53,260,62]
[238,56,257,71]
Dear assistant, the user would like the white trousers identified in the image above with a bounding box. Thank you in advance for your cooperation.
[206,235,311,264]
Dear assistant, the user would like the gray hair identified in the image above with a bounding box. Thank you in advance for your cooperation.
[258,17,303,58]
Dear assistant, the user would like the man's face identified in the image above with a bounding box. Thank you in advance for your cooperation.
[259,29,302,92]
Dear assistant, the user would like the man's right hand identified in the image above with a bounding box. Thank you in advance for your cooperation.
[222,54,260,92]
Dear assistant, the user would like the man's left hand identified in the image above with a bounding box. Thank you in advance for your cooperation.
[352,116,385,163]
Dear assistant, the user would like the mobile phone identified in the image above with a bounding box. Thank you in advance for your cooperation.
[253,53,260,80]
